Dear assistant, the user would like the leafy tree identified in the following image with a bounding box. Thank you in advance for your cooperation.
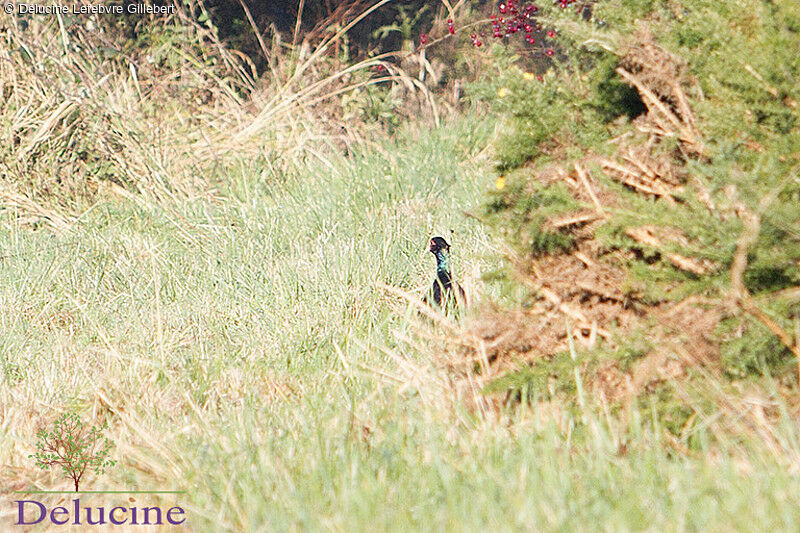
[30,413,116,492]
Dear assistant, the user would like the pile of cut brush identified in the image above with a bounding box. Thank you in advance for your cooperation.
[403,24,799,415]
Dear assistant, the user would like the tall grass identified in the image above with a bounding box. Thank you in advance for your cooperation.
[2,113,800,530]
[0,1,442,221]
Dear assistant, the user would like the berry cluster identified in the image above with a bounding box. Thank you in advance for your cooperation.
[556,0,580,8]
[369,1,584,73]
[459,1,571,56]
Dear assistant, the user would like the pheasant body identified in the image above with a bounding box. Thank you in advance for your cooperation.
[425,236,466,314]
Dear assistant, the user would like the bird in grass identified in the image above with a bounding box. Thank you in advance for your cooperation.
[423,236,466,315]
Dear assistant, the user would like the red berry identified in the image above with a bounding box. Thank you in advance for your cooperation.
[499,3,507,14]
[547,29,555,38]
[546,48,554,56]
[420,33,428,45]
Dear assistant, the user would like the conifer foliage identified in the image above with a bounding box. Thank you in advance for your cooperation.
[478,0,799,380]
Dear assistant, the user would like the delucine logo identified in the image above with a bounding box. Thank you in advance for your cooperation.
[14,499,186,527]
[14,412,185,527]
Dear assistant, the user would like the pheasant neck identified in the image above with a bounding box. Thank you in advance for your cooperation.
[435,250,452,287]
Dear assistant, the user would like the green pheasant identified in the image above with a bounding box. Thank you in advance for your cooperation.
[424,236,466,315]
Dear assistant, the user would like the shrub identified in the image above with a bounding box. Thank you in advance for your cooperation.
[472,0,799,380]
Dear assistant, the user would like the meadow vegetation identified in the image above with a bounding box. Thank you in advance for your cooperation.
[1,1,799,530]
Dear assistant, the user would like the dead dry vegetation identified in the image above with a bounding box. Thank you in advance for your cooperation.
[0,3,449,227]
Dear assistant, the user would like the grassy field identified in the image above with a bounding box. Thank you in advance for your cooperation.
[1,113,799,531]
[2,0,799,528]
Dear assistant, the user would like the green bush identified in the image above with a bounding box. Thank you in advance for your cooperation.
[476,0,800,379]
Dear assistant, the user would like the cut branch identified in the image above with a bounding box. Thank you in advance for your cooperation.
[574,162,606,215]
[616,67,706,156]
[544,211,603,230]
[626,226,714,275]
[598,157,676,202]
[501,245,589,323]
[730,206,800,380]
